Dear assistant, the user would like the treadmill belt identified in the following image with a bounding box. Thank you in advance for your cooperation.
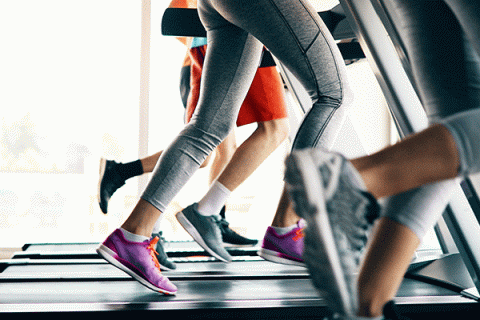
[0,260,308,281]
[2,242,479,319]
[22,240,231,253]
[16,241,260,262]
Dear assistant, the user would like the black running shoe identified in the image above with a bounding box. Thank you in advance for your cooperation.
[97,158,126,214]
[151,231,177,271]
[217,207,258,246]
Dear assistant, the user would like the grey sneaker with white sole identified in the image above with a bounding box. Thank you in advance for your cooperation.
[285,148,380,317]
[176,203,232,263]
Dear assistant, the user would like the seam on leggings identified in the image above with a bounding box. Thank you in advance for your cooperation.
[201,31,256,136]
[298,0,345,104]
[312,105,336,148]
[291,102,338,149]
[265,0,320,97]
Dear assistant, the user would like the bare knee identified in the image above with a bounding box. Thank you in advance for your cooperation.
[256,118,289,148]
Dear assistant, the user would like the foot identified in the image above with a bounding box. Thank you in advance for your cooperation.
[217,207,258,246]
[97,158,126,214]
[258,219,305,267]
[96,229,177,294]
[151,231,176,271]
[176,203,232,262]
[285,149,380,317]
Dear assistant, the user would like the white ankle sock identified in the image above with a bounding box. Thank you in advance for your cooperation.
[120,228,149,243]
[272,224,298,236]
[197,181,231,216]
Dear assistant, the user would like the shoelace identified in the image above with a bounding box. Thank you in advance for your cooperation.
[292,228,305,241]
[152,231,169,250]
[147,237,162,272]
[215,217,229,229]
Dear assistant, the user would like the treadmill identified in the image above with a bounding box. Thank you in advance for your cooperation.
[1,2,479,319]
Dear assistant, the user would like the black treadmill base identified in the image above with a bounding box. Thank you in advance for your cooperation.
[2,242,479,319]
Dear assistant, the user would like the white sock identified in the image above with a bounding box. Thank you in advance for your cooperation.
[197,181,231,216]
[120,228,149,243]
[272,224,298,236]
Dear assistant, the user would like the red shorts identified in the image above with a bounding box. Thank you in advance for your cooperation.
[185,45,288,126]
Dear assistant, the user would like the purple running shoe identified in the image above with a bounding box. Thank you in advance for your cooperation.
[96,229,177,295]
[258,220,305,267]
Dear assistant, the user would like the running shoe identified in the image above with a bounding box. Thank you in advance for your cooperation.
[285,148,380,317]
[98,158,125,214]
[217,206,258,246]
[96,229,177,295]
[176,203,232,262]
[258,220,305,267]
[151,231,176,271]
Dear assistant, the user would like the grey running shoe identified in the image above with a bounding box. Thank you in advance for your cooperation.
[97,158,125,214]
[151,231,176,271]
[285,148,380,317]
[176,203,232,262]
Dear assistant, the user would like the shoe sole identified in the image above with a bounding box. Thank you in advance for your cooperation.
[176,211,231,263]
[285,151,354,316]
[258,248,305,267]
[96,245,176,295]
[97,158,107,214]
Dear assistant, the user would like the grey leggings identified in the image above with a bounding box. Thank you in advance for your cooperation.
[383,0,480,240]
[142,0,353,211]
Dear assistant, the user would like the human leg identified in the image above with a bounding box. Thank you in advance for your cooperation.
[133,0,351,243]
[178,118,289,255]
[199,0,353,149]
[351,124,460,200]
[98,158,144,213]
[97,150,214,214]
[270,189,299,228]
[262,93,350,258]
[200,118,289,223]
[213,118,289,192]
[204,131,259,245]
[198,0,353,267]
[99,0,352,291]
[201,118,289,245]
[285,102,480,316]
[282,117,465,316]
[154,24,264,261]
[354,1,480,316]
[208,130,237,185]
